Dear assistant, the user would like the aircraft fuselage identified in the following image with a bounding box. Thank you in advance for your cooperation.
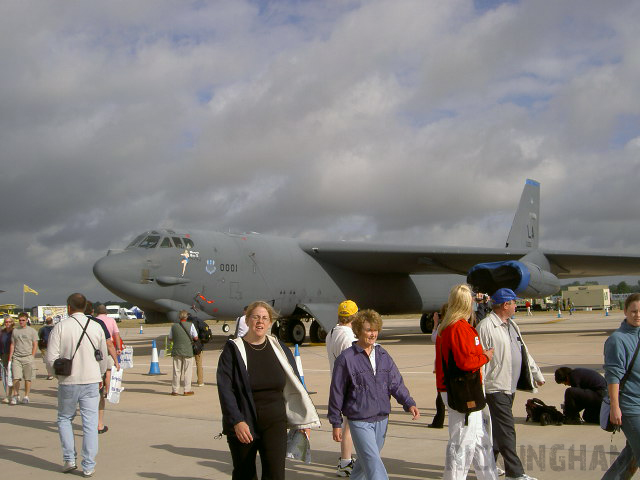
[93,230,454,330]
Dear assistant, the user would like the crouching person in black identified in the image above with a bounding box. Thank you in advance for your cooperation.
[554,367,606,424]
[216,301,321,480]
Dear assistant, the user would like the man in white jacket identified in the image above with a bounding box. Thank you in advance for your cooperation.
[47,293,108,478]
[325,300,358,477]
[477,288,544,480]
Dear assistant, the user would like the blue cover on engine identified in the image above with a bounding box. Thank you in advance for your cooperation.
[467,260,530,294]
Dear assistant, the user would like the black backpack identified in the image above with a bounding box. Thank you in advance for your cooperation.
[199,322,212,343]
[189,315,212,344]
[525,398,564,426]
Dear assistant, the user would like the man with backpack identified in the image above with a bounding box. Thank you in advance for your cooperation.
[38,316,55,379]
[169,311,198,395]
[187,313,210,387]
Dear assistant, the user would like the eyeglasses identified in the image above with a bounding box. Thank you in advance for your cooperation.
[249,314,270,322]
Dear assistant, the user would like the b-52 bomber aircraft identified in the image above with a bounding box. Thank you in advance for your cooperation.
[93,179,640,344]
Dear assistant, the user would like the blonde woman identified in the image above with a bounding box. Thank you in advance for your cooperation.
[435,284,497,480]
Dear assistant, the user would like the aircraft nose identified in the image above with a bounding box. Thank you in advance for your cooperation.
[93,252,139,288]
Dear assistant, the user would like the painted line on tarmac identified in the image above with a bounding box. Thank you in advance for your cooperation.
[543,317,568,324]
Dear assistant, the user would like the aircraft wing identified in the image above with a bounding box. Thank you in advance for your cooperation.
[300,241,529,275]
[544,251,640,278]
[300,241,640,278]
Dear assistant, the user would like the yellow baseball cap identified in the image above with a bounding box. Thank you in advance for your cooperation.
[338,300,358,317]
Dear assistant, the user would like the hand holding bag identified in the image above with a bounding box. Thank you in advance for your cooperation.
[600,339,640,432]
[285,429,311,464]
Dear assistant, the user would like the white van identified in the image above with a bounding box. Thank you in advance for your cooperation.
[105,305,121,322]
[120,308,137,320]
[105,306,136,322]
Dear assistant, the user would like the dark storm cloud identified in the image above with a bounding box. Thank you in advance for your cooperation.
[2,0,640,306]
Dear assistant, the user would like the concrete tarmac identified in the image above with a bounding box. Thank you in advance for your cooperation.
[0,310,629,479]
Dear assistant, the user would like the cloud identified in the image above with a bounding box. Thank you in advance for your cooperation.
[1,0,639,306]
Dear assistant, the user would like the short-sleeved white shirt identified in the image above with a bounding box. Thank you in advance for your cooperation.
[326,324,356,373]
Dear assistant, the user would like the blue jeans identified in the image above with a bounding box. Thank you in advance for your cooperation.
[348,417,389,480]
[57,383,100,472]
[602,414,640,480]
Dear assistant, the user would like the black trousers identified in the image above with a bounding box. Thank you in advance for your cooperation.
[227,416,287,480]
[564,387,604,424]
[486,392,525,477]
[430,391,446,427]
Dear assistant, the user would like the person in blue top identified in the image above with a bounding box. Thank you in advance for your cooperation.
[602,293,640,480]
[38,316,56,379]
[328,309,420,480]
[1,316,15,403]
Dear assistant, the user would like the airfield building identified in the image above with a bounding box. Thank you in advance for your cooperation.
[562,285,611,310]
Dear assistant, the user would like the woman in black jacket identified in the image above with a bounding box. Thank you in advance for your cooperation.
[216,301,319,480]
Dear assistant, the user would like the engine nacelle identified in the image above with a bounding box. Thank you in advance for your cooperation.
[467,260,560,298]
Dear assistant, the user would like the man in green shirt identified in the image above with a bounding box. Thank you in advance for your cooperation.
[9,312,38,405]
[168,310,198,396]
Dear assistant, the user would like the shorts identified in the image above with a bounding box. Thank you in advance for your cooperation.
[11,356,34,381]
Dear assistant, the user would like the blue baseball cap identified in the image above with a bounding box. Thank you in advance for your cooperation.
[491,288,519,304]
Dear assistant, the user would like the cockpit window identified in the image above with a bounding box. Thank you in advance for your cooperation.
[172,237,184,249]
[138,235,160,249]
[184,238,194,249]
[160,237,172,248]
[127,234,146,249]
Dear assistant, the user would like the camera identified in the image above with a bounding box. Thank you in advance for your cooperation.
[94,349,103,362]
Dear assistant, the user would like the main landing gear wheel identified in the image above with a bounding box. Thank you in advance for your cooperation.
[222,323,230,333]
[287,319,306,345]
[309,320,327,343]
[420,313,434,334]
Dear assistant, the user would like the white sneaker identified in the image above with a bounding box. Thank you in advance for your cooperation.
[21,396,29,404]
[9,396,17,405]
[83,469,95,477]
[497,467,505,476]
[336,458,354,477]
[197,383,205,387]
[1,397,9,404]
[62,460,77,473]
[506,475,537,480]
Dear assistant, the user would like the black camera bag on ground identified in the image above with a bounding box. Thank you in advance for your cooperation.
[525,398,564,426]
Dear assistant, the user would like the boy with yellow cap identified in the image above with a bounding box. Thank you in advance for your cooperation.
[326,300,358,476]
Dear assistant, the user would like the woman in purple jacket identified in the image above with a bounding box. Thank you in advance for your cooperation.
[328,309,420,480]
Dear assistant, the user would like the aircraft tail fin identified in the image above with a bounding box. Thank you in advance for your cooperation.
[505,179,539,250]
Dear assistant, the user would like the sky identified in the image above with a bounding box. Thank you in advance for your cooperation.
[2,0,640,308]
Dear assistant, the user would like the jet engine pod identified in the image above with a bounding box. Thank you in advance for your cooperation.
[467,260,560,298]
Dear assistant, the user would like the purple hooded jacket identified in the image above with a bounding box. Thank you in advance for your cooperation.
[328,342,415,427]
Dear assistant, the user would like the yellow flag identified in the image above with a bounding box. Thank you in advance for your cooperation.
[23,284,38,295]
